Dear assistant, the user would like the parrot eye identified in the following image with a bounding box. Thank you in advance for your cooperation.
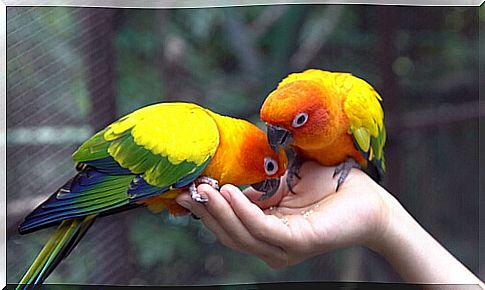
[264,157,279,176]
[292,112,308,128]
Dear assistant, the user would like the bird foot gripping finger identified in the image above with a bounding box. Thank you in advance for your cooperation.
[286,154,304,194]
[189,176,220,203]
[189,183,209,203]
[333,158,360,191]
[286,171,300,194]
[195,176,220,190]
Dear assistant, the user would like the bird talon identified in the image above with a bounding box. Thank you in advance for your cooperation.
[286,178,297,194]
[189,176,220,203]
[285,153,304,193]
[194,195,209,203]
[257,192,272,201]
[189,182,208,203]
[195,176,220,190]
[286,171,299,194]
[333,158,360,191]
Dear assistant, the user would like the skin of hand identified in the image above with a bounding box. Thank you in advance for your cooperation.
[175,161,388,268]
[175,161,484,288]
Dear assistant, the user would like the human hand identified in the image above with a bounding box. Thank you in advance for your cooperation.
[175,161,390,268]
[176,161,485,287]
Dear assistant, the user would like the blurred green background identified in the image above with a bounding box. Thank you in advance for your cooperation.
[6,5,483,286]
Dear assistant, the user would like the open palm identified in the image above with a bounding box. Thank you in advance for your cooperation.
[176,161,388,268]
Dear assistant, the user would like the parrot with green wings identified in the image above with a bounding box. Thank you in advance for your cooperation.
[17,102,287,287]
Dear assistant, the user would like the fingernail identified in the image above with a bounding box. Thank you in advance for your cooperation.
[177,200,192,210]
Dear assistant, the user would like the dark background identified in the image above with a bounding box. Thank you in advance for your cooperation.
[6,5,483,285]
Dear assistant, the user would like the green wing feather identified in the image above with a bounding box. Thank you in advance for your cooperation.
[20,102,221,234]
[73,102,220,188]
[18,103,222,287]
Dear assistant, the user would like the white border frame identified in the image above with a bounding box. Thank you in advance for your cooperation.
[1,1,482,289]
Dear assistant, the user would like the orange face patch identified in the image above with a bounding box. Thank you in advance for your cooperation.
[261,80,338,149]
[239,130,288,181]
[261,81,327,129]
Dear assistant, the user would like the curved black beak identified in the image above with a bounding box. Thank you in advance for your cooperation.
[267,125,292,153]
[251,178,281,201]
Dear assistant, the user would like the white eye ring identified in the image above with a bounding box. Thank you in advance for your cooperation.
[264,157,278,176]
[292,112,308,128]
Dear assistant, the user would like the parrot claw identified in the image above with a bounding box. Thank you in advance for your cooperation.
[189,176,220,203]
[333,158,360,191]
[189,183,209,203]
[286,154,304,194]
[195,176,220,190]
[286,173,299,194]
[253,178,281,201]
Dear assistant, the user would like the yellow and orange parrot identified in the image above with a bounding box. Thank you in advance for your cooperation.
[17,102,287,287]
[259,69,386,195]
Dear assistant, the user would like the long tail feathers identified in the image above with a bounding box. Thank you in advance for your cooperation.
[17,215,97,289]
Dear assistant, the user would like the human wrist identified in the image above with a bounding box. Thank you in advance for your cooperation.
[363,183,409,256]
[345,175,484,286]
[362,185,427,283]
[365,188,484,286]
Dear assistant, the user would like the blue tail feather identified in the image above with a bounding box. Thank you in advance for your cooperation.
[18,168,132,234]
[19,200,127,234]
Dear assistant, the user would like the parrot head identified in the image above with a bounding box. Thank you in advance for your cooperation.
[202,110,288,199]
[260,79,338,153]
[238,127,288,198]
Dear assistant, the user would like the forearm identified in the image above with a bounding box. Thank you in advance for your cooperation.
[373,189,484,288]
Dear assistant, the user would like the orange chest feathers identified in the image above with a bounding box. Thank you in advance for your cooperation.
[297,132,367,167]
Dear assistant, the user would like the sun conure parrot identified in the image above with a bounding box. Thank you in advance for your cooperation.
[259,69,386,196]
[17,102,287,287]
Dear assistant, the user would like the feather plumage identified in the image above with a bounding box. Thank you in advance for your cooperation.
[261,69,386,187]
[17,102,286,287]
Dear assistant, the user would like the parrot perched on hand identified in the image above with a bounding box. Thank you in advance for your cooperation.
[259,69,386,195]
[17,102,287,287]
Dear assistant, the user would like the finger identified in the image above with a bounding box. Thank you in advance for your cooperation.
[221,184,294,248]
[175,192,240,250]
[175,187,286,264]
[197,184,288,264]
